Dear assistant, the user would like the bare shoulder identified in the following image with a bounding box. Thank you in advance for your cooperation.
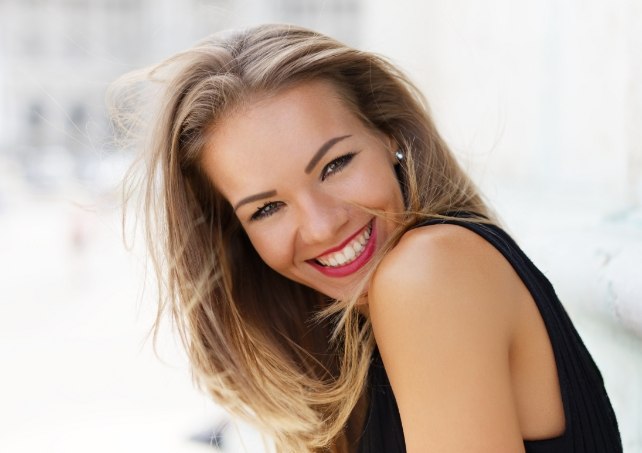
[370,222,524,316]
[368,223,526,452]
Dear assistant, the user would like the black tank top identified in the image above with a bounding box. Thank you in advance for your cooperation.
[358,218,622,452]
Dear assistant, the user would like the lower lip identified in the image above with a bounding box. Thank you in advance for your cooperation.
[308,220,377,278]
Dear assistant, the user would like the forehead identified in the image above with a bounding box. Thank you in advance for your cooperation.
[200,80,366,198]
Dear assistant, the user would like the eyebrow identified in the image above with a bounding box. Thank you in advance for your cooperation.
[233,190,277,212]
[304,134,352,174]
[233,135,351,212]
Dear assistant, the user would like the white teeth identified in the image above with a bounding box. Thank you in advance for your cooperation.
[344,246,356,260]
[315,223,372,268]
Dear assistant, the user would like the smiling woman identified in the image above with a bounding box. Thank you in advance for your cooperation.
[109,24,622,453]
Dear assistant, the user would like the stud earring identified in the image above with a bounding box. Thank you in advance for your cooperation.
[395,149,404,161]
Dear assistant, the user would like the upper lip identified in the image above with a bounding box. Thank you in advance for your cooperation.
[311,220,372,261]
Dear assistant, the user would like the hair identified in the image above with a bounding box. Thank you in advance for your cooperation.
[109,23,493,452]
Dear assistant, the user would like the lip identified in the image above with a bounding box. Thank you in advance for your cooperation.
[307,220,377,278]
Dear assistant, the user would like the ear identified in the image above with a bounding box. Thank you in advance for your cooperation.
[380,134,400,165]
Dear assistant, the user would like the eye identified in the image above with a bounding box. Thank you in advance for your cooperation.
[321,152,357,181]
[250,201,284,221]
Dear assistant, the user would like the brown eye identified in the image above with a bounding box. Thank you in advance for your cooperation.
[321,153,356,181]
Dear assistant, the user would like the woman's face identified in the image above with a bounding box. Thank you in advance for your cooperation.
[201,80,405,299]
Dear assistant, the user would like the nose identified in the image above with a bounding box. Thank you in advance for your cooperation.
[296,191,349,246]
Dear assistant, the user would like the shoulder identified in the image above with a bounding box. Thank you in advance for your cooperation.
[368,223,526,452]
[369,222,522,348]
[370,222,523,319]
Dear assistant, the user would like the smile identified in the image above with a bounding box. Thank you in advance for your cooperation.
[315,223,372,267]
[307,220,377,278]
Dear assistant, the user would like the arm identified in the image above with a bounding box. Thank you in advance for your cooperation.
[369,224,526,453]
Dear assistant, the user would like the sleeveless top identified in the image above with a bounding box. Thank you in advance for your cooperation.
[357,218,622,453]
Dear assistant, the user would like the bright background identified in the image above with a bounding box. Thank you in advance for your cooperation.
[0,1,640,452]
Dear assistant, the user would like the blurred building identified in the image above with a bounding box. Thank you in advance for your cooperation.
[226,0,361,43]
[2,0,137,153]
[0,0,360,189]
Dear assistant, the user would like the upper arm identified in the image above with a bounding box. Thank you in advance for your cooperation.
[369,224,525,453]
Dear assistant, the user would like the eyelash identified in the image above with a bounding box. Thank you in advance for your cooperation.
[321,152,356,181]
[249,152,357,221]
[250,201,283,221]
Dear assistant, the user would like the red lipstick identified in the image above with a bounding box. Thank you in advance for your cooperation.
[307,220,377,278]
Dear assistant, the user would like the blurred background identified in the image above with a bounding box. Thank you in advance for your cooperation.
[0,0,640,452]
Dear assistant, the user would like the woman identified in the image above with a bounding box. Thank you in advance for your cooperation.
[112,24,622,452]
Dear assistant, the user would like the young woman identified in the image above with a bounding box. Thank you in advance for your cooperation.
[112,24,622,452]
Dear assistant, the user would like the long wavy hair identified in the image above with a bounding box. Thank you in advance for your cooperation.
[110,24,492,452]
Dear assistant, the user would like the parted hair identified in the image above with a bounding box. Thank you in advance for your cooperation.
[110,23,491,452]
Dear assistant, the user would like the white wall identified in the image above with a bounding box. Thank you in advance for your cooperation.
[361,0,642,215]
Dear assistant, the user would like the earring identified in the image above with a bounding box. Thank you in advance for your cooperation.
[395,149,404,161]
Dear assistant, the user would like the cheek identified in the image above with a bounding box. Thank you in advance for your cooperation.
[246,228,295,273]
[345,162,402,207]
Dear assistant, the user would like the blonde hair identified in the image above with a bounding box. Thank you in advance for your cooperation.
[110,24,491,452]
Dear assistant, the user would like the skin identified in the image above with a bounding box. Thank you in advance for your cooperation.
[201,80,566,451]
[370,225,566,452]
[201,80,404,300]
